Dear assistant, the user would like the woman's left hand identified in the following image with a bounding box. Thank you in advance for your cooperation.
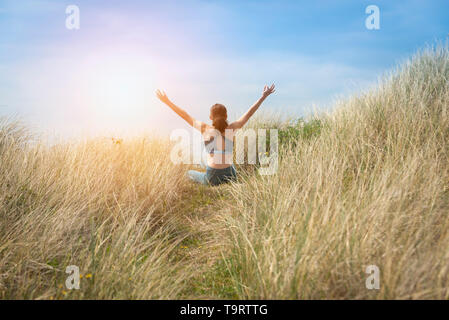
[156,89,171,105]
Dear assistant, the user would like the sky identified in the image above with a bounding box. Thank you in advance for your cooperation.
[0,0,448,138]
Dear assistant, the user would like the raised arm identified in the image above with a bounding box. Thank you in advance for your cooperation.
[156,90,206,132]
[229,84,275,130]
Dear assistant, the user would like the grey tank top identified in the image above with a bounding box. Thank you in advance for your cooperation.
[204,134,234,155]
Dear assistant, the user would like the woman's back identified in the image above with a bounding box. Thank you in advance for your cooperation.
[203,127,235,169]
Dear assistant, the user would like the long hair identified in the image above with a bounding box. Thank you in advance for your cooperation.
[210,103,228,134]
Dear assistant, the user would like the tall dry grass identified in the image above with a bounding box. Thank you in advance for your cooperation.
[0,126,197,299]
[1,44,448,299]
[218,44,449,299]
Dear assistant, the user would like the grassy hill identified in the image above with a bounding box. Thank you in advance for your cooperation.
[1,44,448,299]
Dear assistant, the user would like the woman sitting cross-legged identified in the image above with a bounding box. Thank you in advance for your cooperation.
[156,84,275,186]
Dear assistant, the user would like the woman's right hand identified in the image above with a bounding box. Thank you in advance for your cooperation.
[262,84,276,98]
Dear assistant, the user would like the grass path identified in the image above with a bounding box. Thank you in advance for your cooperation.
[174,183,238,299]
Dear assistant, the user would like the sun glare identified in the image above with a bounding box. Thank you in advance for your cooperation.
[81,54,153,122]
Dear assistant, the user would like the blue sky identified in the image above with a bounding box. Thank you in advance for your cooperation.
[0,0,448,137]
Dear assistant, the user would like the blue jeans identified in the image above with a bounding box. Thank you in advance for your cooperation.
[187,165,237,186]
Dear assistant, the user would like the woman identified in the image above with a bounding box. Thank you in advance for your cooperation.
[156,84,275,185]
